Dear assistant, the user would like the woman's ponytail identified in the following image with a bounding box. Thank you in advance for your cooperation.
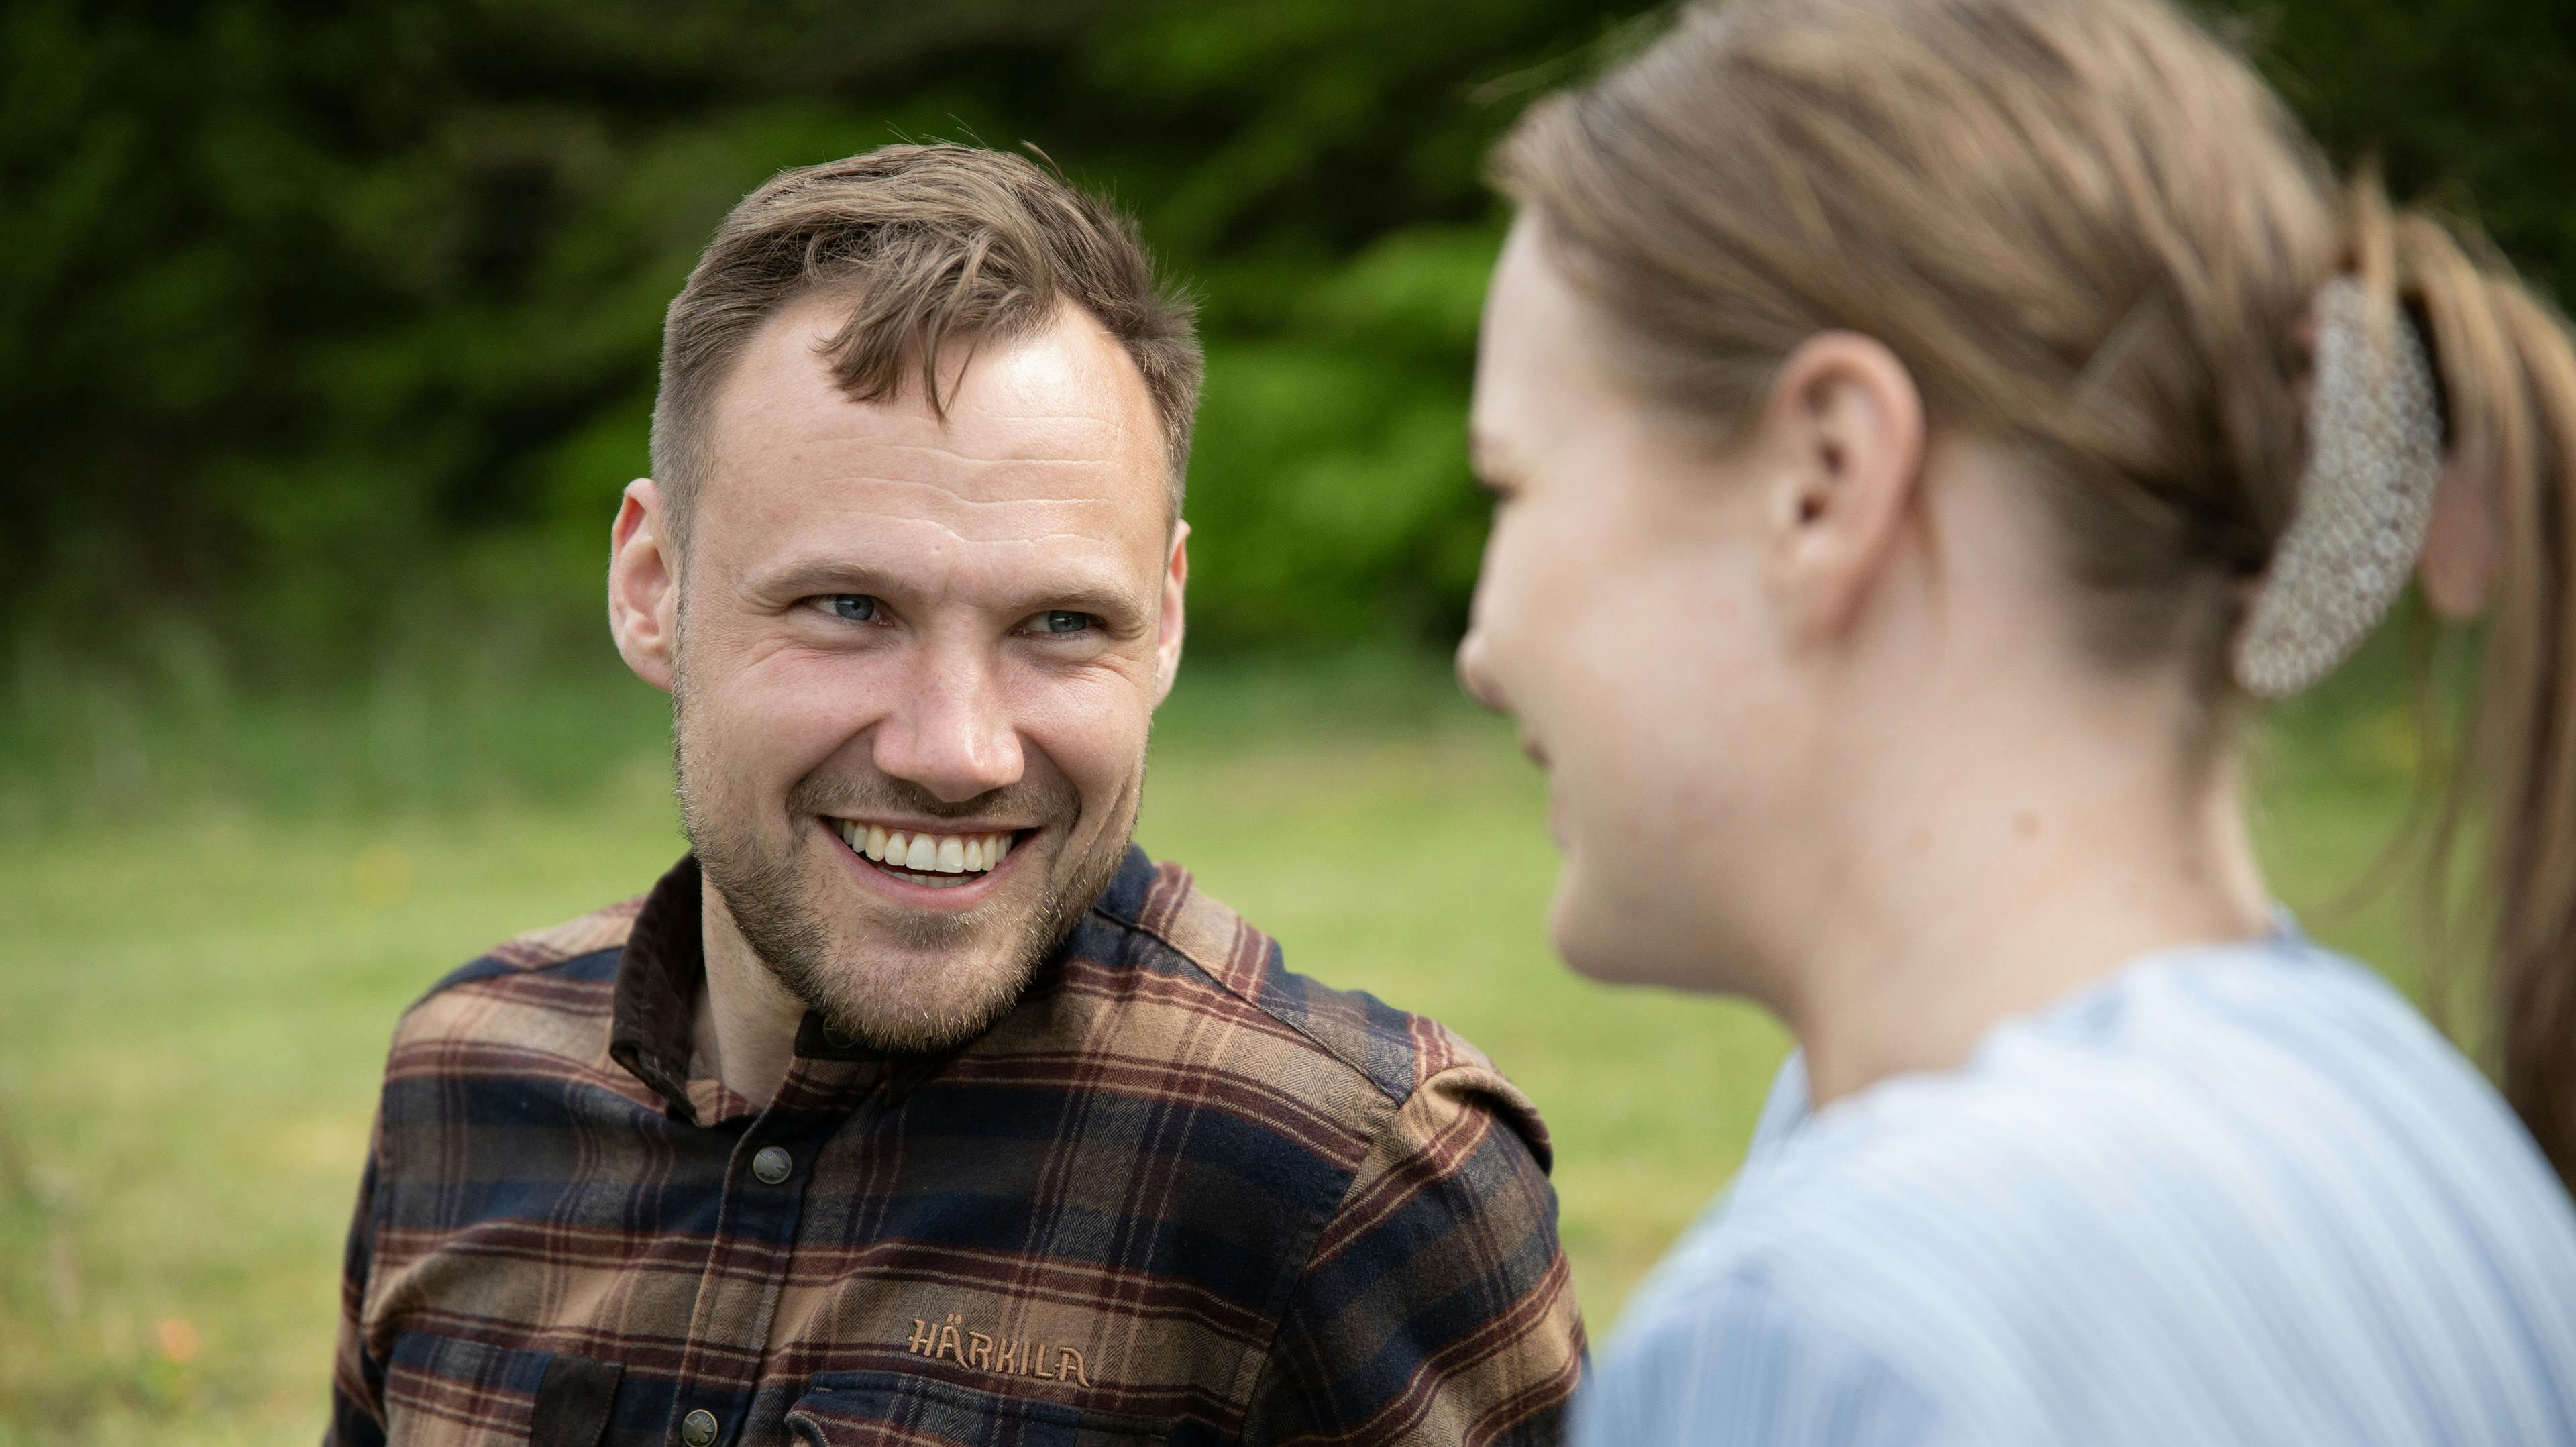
[2396,207,2576,1187]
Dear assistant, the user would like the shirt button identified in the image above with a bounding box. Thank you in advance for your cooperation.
[680,1409,720,1446]
[822,1021,858,1049]
[751,1146,793,1185]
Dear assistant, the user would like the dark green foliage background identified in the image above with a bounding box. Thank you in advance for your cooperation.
[5,0,2571,675]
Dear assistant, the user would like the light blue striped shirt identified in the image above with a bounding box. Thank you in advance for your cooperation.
[1576,926,2576,1446]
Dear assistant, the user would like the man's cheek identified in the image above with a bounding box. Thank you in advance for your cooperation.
[1050,729,1140,809]
[1014,692,1132,772]
[733,672,879,765]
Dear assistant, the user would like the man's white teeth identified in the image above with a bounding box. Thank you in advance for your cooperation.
[834,819,1014,877]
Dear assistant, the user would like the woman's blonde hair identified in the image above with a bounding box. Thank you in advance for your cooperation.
[1497,0,2576,1183]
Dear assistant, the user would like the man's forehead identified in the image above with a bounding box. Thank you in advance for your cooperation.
[721,423,1137,546]
[701,294,1165,543]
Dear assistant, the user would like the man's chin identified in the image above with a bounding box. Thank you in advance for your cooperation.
[802,953,1039,1054]
[786,888,1085,1053]
[715,816,1133,1055]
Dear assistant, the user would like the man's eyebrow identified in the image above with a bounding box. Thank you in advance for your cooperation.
[1009,580,1145,620]
[745,557,910,600]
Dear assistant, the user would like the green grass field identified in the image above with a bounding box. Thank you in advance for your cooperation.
[0,651,2445,1443]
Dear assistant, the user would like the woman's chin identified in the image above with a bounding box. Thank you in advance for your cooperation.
[1551,871,1741,993]
[1552,883,1664,987]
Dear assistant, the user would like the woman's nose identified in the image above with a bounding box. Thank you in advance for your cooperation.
[1454,627,1506,714]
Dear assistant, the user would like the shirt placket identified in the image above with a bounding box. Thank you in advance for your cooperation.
[665,1050,880,1446]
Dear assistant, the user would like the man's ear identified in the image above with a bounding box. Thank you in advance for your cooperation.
[1759,331,1928,643]
[1152,521,1190,708]
[608,478,680,693]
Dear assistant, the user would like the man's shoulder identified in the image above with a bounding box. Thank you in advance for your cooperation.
[1088,853,1543,1149]
[388,894,643,1055]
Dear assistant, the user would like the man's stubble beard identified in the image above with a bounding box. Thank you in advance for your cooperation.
[671,655,1141,1055]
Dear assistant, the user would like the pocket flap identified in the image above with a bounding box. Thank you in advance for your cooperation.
[531,1354,624,1447]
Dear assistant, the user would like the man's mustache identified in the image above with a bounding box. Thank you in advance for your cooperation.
[783,772,1078,826]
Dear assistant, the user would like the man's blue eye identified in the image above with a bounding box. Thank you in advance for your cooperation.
[1040,610,1093,634]
[827,595,878,622]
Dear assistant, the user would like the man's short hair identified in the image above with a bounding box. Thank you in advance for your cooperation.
[651,144,1202,541]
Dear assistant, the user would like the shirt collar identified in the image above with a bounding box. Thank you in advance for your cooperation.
[608,855,707,1118]
[608,847,1162,1123]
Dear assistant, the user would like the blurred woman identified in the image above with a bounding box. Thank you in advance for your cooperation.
[1456,0,2576,1440]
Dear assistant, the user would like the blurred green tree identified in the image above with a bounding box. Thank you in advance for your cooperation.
[1,0,2568,676]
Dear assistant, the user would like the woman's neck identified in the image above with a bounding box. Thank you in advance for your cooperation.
[1780,682,2271,1110]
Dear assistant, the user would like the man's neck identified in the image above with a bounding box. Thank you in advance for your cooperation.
[692,881,810,1108]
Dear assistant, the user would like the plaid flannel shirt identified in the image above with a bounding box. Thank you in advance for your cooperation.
[329,847,1583,1446]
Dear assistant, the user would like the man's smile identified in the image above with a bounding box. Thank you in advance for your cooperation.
[822,815,1033,898]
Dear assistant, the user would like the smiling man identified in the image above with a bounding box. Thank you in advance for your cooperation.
[324,146,1582,1447]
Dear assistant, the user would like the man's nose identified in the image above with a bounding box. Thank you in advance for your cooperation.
[871,651,1026,804]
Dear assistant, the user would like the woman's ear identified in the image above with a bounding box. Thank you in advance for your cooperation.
[608,478,680,692]
[2420,452,2501,620]
[1760,331,1929,642]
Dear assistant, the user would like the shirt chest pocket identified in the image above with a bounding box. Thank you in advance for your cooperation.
[383,1334,625,1447]
[787,1372,1169,1447]
[383,1333,555,1446]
